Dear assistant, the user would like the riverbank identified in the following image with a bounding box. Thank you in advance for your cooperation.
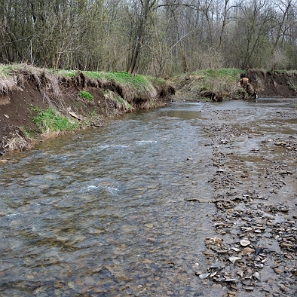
[2,66,297,155]
[172,69,297,102]
[0,64,175,154]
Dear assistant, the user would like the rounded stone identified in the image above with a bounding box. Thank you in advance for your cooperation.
[240,239,251,247]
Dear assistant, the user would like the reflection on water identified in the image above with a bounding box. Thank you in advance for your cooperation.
[256,97,297,107]
[160,102,204,120]
[0,99,296,296]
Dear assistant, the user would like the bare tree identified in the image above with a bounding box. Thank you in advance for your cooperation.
[127,0,158,75]
[270,0,295,69]
[2,0,297,73]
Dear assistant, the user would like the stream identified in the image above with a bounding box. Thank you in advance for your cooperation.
[0,100,296,296]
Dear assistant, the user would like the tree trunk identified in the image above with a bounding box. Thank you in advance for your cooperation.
[128,0,157,76]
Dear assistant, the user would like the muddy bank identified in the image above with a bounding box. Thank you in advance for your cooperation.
[196,100,297,296]
[173,70,297,102]
[0,67,175,154]
[246,70,297,98]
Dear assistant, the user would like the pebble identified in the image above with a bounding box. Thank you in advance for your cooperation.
[212,284,222,289]
[241,247,255,255]
[205,237,223,245]
[198,273,210,279]
[229,256,242,264]
[274,267,284,274]
[253,272,261,280]
[203,250,215,257]
[240,239,250,247]
[231,247,241,252]
[278,284,287,292]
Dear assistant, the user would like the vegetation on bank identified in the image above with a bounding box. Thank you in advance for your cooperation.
[0,64,174,153]
[173,68,297,102]
[1,63,297,154]
[172,68,245,101]
[79,90,94,101]
[31,107,79,133]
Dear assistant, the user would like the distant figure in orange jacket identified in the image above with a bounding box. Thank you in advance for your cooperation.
[240,77,249,88]
[239,75,257,99]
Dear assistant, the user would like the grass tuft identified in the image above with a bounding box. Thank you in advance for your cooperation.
[79,90,94,100]
[31,107,78,133]
[53,69,79,77]
[0,64,18,94]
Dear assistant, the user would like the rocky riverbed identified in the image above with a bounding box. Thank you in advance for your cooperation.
[196,99,297,296]
[0,99,296,296]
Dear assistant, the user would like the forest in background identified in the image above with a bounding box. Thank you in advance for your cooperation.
[1,0,297,76]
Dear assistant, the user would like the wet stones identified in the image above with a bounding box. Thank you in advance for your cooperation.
[205,237,223,246]
[199,109,297,296]
[241,247,255,255]
[228,256,242,264]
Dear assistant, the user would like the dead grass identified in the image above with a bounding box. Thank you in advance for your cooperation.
[172,69,243,101]
[3,132,32,152]
[0,66,18,95]
[0,63,66,110]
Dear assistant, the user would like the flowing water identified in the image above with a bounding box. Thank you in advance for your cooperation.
[0,100,296,296]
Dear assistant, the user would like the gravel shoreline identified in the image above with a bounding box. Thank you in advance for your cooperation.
[197,100,297,296]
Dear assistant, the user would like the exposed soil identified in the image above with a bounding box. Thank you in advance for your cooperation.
[173,70,297,102]
[0,71,174,154]
[247,70,297,98]
[1,69,296,155]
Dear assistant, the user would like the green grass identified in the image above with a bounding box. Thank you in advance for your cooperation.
[193,68,244,79]
[83,71,151,89]
[88,109,97,117]
[0,64,24,77]
[53,69,79,77]
[19,126,32,138]
[113,95,133,110]
[31,107,78,133]
[288,79,297,91]
[79,90,93,100]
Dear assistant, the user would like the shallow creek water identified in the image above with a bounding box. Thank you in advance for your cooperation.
[0,100,296,296]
